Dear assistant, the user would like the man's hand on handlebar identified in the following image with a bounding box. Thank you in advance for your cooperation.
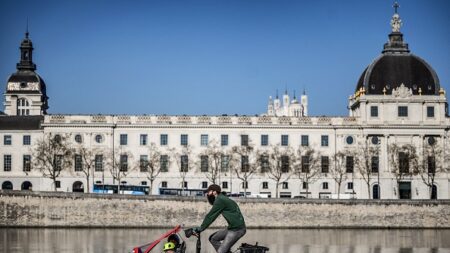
[184,227,201,238]
[192,227,201,234]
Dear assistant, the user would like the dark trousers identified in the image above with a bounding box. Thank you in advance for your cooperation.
[209,228,246,253]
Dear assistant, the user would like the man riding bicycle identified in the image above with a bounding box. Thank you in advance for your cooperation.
[193,184,246,253]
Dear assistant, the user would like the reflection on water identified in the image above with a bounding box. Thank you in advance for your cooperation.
[1,228,449,253]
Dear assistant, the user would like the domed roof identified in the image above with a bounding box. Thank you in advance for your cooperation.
[6,70,47,94]
[356,13,440,96]
[6,31,47,95]
[4,31,49,113]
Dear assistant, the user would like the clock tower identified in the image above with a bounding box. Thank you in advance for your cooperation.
[3,31,48,116]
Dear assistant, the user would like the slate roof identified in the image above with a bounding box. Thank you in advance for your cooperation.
[0,116,44,130]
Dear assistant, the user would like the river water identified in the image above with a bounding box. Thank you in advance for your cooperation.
[1,228,449,253]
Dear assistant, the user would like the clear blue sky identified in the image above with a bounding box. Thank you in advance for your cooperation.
[1,0,449,116]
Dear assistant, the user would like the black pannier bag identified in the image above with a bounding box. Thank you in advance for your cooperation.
[239,242,269,253]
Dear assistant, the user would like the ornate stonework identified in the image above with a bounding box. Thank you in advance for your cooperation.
[392,83,413,98]
[7,82,40,91]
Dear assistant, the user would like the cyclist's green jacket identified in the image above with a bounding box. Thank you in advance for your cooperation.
[200,193,246,231]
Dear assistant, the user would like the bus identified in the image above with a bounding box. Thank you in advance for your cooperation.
[159,188,205,197]
[93,184,150,195]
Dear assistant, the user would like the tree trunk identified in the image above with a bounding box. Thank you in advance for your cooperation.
[149,179,154,195]
[337,182,341,199]
[86,176,90,193]
[306,179,309,198]
[53,177,57,191]
[244,179,247,198]
[275,181,279,198]
[117,175,121,194]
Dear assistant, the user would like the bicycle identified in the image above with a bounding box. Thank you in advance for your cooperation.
[184,227,269,253]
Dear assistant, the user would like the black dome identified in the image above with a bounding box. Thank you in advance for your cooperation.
[6,70,47,94]
[356,32,440,96]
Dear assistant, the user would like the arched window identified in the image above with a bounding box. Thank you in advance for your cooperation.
[373,184,380,199]
[2,181,13,190]
[431,185,437,200]
[72,181,84,193]
[17,98,31,116]
[21,181,32,191]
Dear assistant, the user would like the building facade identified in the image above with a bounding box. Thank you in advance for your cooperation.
[1,10,449,199]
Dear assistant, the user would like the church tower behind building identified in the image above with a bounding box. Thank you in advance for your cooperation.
[266,89,308,117]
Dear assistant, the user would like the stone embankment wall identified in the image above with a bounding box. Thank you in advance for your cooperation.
[1,191,449,228]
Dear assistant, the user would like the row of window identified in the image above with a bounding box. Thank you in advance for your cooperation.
[7,134,433,149]
[117,134,322,147]
[4,150,438,174]
[3,153,382,174]
[370,105,435,118]
[0,134,378,148]
[140,154,370,174]
[77,134,385,147]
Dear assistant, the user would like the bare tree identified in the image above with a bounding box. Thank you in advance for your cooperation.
[417,137,444,199]
[262,145,294,198]
[75,145,98,193]
[219,148,234,193]
[107,146,136,193]
[139,143,172,195]
[355,141,381,198]
[173,145,194,191]
[445,136,450,175]
[231,143,258,197]
[388,143,419,198]
[198,140,224,185]
[330,151,349,199]
[293,146,321,198]
[32,133,73,191]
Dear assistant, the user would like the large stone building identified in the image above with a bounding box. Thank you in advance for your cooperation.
[1,9,449,199]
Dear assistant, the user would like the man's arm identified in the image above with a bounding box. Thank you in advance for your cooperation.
[199,199,225,231]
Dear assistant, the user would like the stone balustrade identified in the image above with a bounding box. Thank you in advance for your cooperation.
[43,114,361,127]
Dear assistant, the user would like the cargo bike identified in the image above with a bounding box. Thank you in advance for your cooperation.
[132,225,269,253]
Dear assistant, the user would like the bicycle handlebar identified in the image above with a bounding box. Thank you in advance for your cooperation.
[184,228,199,238]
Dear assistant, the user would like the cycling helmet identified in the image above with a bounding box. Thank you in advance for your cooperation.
[163,242,176,251]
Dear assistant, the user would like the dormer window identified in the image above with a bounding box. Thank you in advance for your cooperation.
[17,98,30,116]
